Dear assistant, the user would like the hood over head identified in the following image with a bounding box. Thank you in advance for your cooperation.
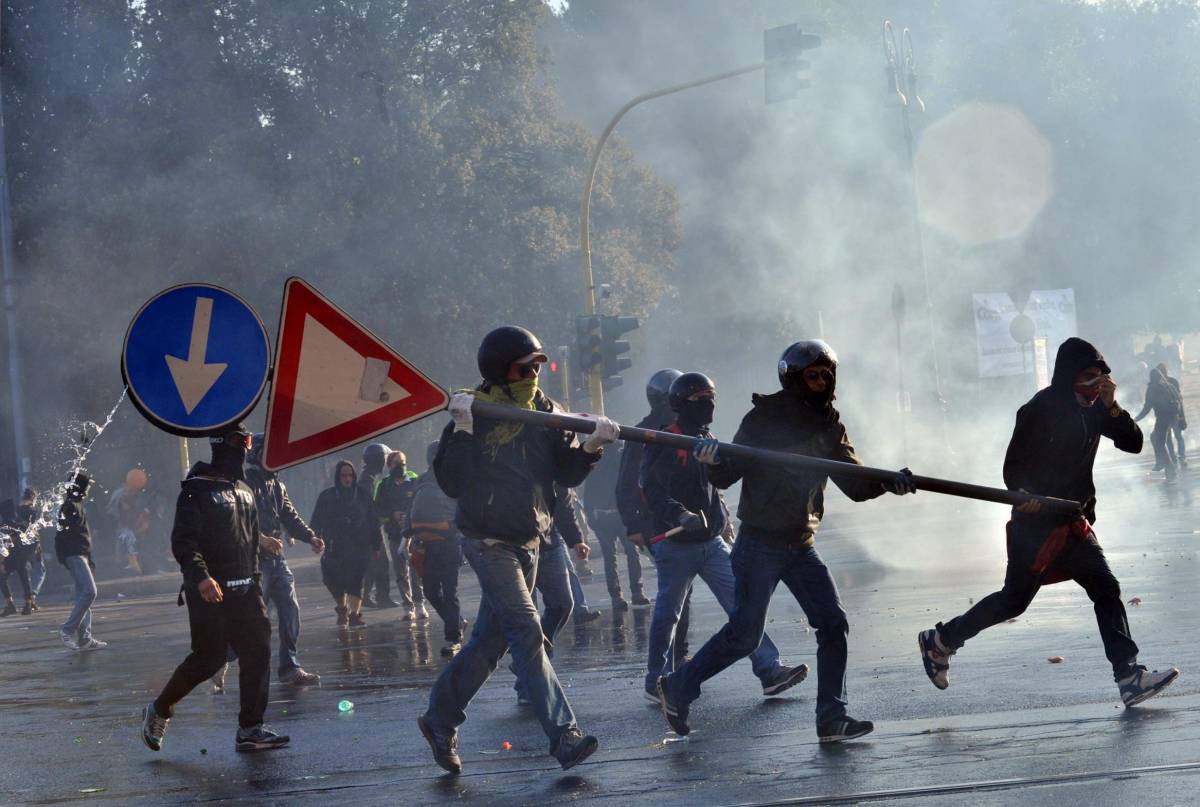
[333,459,358,489]
[1051,337,1111,391]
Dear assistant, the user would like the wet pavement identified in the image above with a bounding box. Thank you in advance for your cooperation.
[2,452,1198,805]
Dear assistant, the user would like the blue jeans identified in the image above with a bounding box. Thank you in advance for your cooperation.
[646,537,781,692]
[61,555,96,642]
[30,546,45,595]
[565,547,591,612]
[426,539,577,744]
[536,540,574,643]
[260,555,302,676]
[669,535,849,726]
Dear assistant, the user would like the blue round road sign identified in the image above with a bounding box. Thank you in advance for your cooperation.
[122,284,270,436]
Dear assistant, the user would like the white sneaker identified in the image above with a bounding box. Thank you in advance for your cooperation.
[59,629,79,650]
[401,608,416,622]
[211,662,229,693]
[416,605,429,621]
[1119,665,1179,706]
[918,628,954,690]
[78,638,108,651]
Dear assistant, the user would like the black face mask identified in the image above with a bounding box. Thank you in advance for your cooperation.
[677,398,715,430]
[389,464,407,479]
[211,443,247,480]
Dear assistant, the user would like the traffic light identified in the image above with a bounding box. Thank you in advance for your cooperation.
[764,23,821,104]
[574,315,602,375]
[599,315,638,390]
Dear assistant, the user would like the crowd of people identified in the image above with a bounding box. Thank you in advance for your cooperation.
[5,324,1189,769]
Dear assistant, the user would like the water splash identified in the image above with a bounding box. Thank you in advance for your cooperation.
[9,388,128,547]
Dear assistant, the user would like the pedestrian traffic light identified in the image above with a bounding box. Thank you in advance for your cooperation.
[599,315,638,390]
[575,315,602,374]
[764,23,821,104]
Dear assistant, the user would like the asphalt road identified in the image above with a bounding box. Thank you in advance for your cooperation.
[2,451,1198,806]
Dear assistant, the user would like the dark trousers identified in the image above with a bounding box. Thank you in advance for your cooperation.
[365,546,393,601]
[422,540,463,642]
[1150,419,1178,470]
[3,545,34,599]
[593,512,644,599]
[154,586,272,728]
[1170,424,1187,462]
[938,521,1138,680]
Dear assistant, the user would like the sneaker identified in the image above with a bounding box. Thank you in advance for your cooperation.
[612,596,630,612]
[29,596,39,612]
[281,668,320,686]
[818,716,874,744]
[379,598,401,609]
[918,628,955,690]
[348,611,366,628]
[78,638,108,652]
[416,604,430,621]
[401,608,416,622]
[141,703,169,751]
[336,606,349,627]
[59,629,79,650]
[551,726,599,770]
[21,600,32,616]
[211,662,229,694]
[643,686,660,705]
[573,608,601,624]
[762,663,810,697]
[418,715,462,774]
[656,675,690,736]
[362,595,378,609]
[440,642,462,658]
[631,593,652,609]
[516,692,532,707]
[1,600,15,617]
[235,724,290,752]
[1119,665,1180,707]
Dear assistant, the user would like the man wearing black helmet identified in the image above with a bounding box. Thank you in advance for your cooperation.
[418,326,619,774]
[142,424,289,754]
[618,368,693,666]
[919,337,1178,707]
[656,341,915,743]
[643,372,808,704]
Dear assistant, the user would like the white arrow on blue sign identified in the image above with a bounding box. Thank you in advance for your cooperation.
[121,284,270,436]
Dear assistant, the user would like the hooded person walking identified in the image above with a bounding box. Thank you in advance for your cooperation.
[311,460,384,628]
[920,337,1179,707]
[1135,364,1185,480]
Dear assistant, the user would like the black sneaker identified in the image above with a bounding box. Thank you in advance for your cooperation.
[1,600,15,617]
[631,593,652,609]
[141,702,169,752]
[818,716,874,744]
[281,668,320,686]
[612,596,630,612]
[551,726,598,770]
[440,642,462,658]
[573,608,601,624]
[235,725,290,752]
[418,715,462,774]
[379,598,401,609]
[761,663,810,697]
[21,600,31,616]
[1119,665,1179,707]
[656,675,690,736]
[29,596,38,612]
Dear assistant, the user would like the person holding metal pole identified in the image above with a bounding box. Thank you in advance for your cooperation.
[919,338,1179,706]
[641,372,808,704]
[655,341,916,743]
[418,326,618,774]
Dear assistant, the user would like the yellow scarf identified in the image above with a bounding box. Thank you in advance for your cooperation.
[460,379,538,458]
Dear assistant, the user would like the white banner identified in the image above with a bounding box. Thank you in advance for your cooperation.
[973,289,1076,378]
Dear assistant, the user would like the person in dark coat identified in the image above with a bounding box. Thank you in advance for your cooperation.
[408,441,464,656]
[1157,363,1188,467]
[311,460,384,628]
[55,473,105,651]
[375,450,425,620]
[1135,363,1186,476]
[921,337,1179,707]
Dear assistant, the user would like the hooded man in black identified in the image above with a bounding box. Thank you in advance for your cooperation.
[142,425,289,754]
[1135,364,1185,479]
[920,337,1179,707]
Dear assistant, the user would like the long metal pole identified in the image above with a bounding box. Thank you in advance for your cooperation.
[0,7,31,495]
[470,400,1082,515]
[579,62,764,415]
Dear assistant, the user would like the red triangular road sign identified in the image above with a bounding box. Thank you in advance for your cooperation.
[262,277,449,471]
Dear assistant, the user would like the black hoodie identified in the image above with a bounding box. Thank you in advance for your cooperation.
[310,461,385,556]
[170,461,260,588]
[616,410,672,537]
[1003,337,1142,524]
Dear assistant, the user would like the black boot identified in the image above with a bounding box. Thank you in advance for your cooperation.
[1,599,15,617]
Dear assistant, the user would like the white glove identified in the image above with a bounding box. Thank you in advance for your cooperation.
[692,437,720,465]
[449,393,474,434]
[582,415,619,454]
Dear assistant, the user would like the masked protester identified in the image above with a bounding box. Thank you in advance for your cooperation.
[642,372,808,705]
[374,450,426,621]
[142,425,288,754]
[418,325,619,775]
[312,460,385,628]
[359,443,394,609]
[1135,364,1185,480]
[921,338,1179,707]
[55,473,105,651]
[1156,363,1189,467]
[656,341,916,744]
[13,488,45,613]
[215,435,324,689]
[407,441,465,656]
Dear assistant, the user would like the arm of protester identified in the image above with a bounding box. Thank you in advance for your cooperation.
[640,444,690,528]
[828,426,888,502]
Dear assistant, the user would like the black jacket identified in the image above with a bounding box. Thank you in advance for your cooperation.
[1135,370,1184,425]
[641,423,727,543]
[434,389,600,546]
[54,494,92,563]
[171,462,261,588]
[616,412,670,538]
[1004,337,1141,525]
[583,446,620,518]
[547,484,585,549]
[375,473,418,541]
[709,390,884,548]
[310,461,385,556]
[244,462,316,545]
